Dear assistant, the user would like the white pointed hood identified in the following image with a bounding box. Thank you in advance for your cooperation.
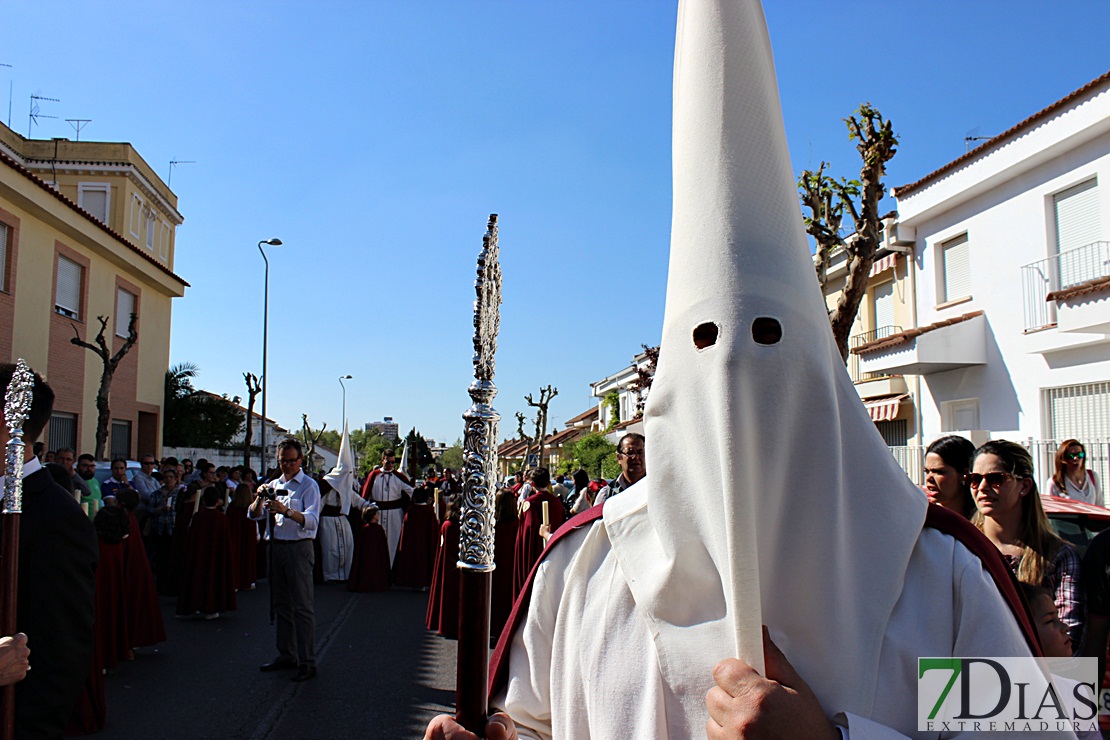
[603,0,927,728]
[323,422,358,515]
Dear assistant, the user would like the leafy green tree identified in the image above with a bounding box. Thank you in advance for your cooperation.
[163,363,243,448]
[403,428,435,478]
[567,433,617,479]
[314,428,342,451]
[604,392,620,431]
[353,427,395,478]
[440,438,465,471]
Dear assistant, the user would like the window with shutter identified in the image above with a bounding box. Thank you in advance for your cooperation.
[1054,179,1101,288]
[78,184,110,224]
[48,412,78,453]
[940,234,971,303]
[0,223,8,292]
[116,289,136,337]
[130,196,142,236]
[1044,382,1110,505]
[55,256,82,318]
[873,280,895,335]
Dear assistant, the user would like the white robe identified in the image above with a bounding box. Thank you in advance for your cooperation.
[367,471,412,566]
[493,488,1070,740]
[317,489,354,581]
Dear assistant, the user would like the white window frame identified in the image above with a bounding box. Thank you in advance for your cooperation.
[77,182,111,224]
[129,195,143,237]
[941,398,980,432]
[146,211,156,251]
[55,255,83,319]
[938,233,971,305]
[159,224,170,261]
[872,279,896,332]
[115,288,136,338]
[0,222,9,293]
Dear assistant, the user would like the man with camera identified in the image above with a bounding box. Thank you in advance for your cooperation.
[249,438,321,682]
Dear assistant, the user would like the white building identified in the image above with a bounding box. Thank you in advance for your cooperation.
[589,349,653,442]
[856,70,1110,493]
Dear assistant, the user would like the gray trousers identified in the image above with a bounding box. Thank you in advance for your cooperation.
[271,539,316,667]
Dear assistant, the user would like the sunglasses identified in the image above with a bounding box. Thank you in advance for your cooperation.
[1064,451,1085,461]
[964,472,1016,488]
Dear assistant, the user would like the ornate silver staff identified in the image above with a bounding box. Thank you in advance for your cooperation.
[2,359,34,740]
[455,214,502,734]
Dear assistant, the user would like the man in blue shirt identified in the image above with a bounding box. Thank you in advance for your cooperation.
[249,438,321,682]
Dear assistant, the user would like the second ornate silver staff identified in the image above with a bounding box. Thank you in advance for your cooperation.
[455,214,502,734]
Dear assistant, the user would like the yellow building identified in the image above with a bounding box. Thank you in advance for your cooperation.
[820,217,921,472]
[0,121,187,459]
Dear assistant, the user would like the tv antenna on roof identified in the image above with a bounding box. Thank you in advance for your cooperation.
[168,159,196,186]
[964,126,992,153]
[29,94,60,139]
[1,63,11,128]
[65,119,91,141]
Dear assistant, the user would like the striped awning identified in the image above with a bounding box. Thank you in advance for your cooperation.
[864,394,908,422]
[869,253,897,278]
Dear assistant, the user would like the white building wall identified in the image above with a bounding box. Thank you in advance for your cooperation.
[899,123,1110,445]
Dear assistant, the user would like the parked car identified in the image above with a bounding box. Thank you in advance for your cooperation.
[1041,494,1110,558]
[93,460,142,485]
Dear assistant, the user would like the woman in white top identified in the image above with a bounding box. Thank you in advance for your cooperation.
[1044,438,1101,506]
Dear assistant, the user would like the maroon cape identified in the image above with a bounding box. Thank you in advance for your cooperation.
[167,494,196,596]
[226,505,258,591]
[425,519,460,639]
[348,522,391,592]
[123,514,166,648]
[176,507,237,616]
[488,503,1044,699]
[95,538,128,671]
[392,504,439,589]
[491,512,518,640]
[65,626,106,736]
[512,490,566,597]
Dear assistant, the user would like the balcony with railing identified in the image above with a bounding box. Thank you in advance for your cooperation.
[848,326,910,399]
[1022,240,1110,332]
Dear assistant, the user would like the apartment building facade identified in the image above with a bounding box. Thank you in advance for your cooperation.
[0,121,187,458]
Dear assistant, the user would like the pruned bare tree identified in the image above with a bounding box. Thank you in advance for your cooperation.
[525,385,558,469]
[300,414,326,474]
[799,103,898,362]
[632,344,660,417]
[71,313,138,460]
[243,372,262,469]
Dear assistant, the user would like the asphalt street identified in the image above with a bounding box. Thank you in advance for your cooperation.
[99,581,457,739]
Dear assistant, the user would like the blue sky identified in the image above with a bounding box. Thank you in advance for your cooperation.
[4,1,1108,444]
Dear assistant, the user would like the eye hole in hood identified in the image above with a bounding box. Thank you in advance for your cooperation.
[752,317,782,345]
[693,322,719,350]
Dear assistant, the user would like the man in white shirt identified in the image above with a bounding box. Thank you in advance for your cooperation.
[250,438,321,682]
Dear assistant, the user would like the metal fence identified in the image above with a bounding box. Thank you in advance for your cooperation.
[886,439,1110,507]
[1021,240,1110,331]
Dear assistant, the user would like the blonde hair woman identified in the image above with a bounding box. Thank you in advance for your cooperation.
[1045,439,1101,506]
[971,440,1083,648]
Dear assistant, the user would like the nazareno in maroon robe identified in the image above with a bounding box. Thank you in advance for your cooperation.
[425,519,460,639]
[175,506,237,616]
[512,489,565,598]
[392,503,439,589]
[123,514,166,648]
[347,522,391,593]
[93,507,129,671]
[225,504,258,591]
[490,508,518,640]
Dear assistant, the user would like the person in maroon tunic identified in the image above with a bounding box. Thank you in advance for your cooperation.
[490,486,519,640]
[511,467,565,597]
[392,485,439,589]
[176,487,237,619]
[347,506,391,593]
[226,483,258,591]
[425,499,461,639]
[117,488,166,651]
[92,501,130,671]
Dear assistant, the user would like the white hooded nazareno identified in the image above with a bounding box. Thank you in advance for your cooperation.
[492,0,1042,738]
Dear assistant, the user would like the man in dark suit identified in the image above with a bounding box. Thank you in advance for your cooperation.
[0,363,97,739]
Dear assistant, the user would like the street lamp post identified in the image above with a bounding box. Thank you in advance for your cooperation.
[258,238,282,476]
[338,374,352,430]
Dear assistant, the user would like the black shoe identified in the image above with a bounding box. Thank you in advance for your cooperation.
[260,657,297,672]
[292,665,317,682]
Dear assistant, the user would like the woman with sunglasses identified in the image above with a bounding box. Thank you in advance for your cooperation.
[971,440,1084,648]
[1045,439,1101,506]
[922,435,976,518]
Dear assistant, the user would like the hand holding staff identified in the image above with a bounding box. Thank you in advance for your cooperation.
[2,359,35,740]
